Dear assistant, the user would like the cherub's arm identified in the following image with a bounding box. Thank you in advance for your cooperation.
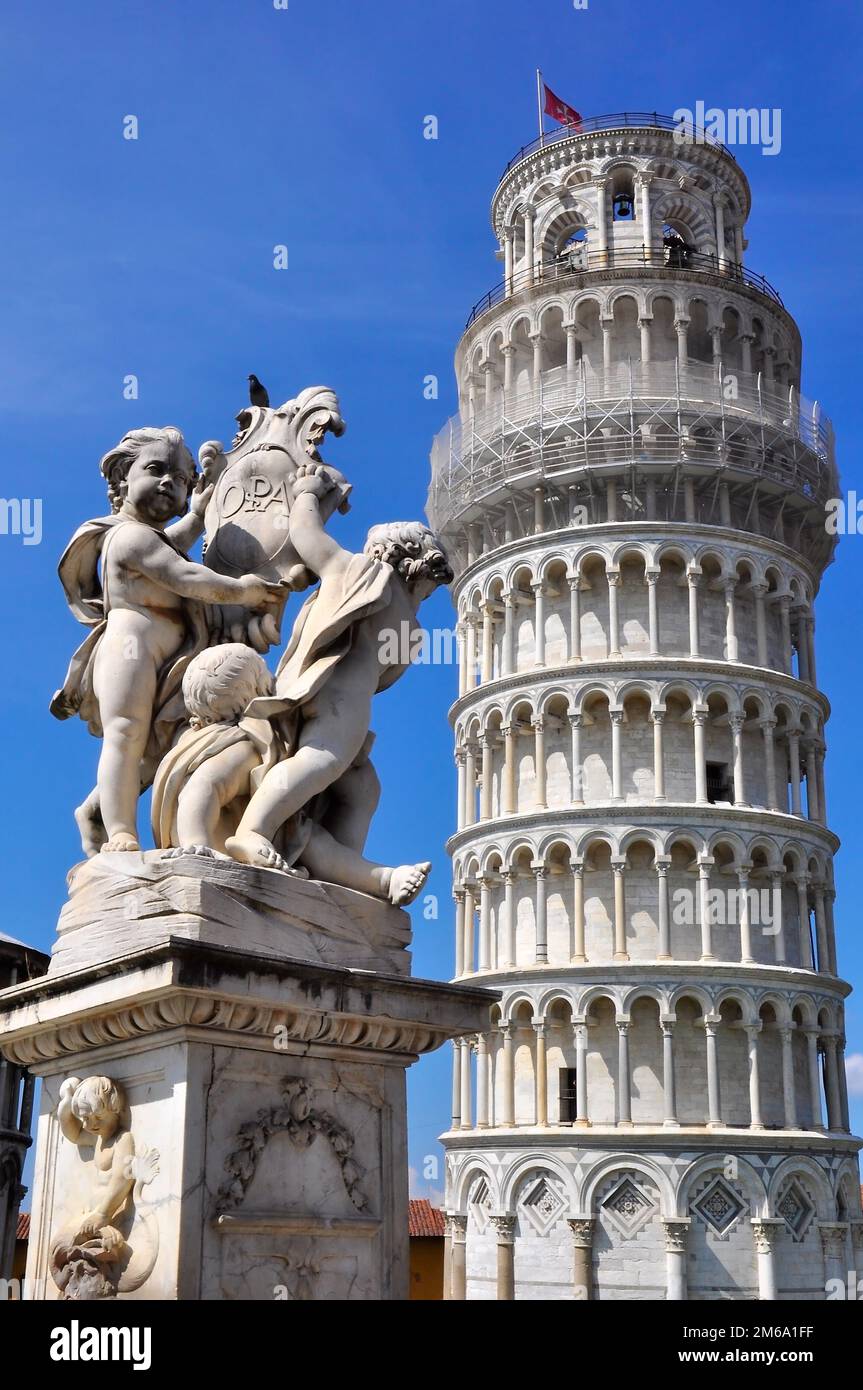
[289,477,352,580]
[58,1078,86,1145]
[167,441,227,552]
[121,528,284,609]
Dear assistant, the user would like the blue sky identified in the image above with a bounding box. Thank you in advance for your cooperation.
[2,0,862,1200]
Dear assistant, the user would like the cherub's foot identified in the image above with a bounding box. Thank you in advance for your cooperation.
[75,801,107,858]
[161,844,217,860]
[101,833,140,853]
[387,861,431,906]
[225,832,292,874]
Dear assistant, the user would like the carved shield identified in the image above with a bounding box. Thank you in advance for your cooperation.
[203,386,351,584]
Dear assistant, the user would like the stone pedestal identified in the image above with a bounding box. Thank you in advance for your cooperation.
[0,856,492,1301]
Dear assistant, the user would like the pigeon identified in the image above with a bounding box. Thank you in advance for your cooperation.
[248,374,270,408]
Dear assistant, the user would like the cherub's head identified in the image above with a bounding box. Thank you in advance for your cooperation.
[182,643,275,729]
[71,1076,125,1139]
[364,522,453,597]
[100,427,197,523]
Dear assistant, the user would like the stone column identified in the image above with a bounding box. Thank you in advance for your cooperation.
[610,709,624,802]
[664,1220,691,1300]
[788,728,802,815]
[457,621,468,697]
[675,319,689,368]
[480,602,495,683]
[459,1037,473,1129]
[740,333,753,375]
[571,862,586,962]
[612,859,629,960]
[502,869,517,968]
[442,1214,453,1300]
[761,718,778,809]
[837,1038,850,1131]
[565,324,578,372]
[569,714,584,804]
[534,1021,548,1127]
[795,608,811,682]
[462,883,475,975]
[730,713,747,806]
[478,875,492,971]
[687,571,701,656]
[710,324,723,368]
[824,889,838,974]
[656,858,672,959]
[661,1020,679,1127]
[502,591,516,675]
[778,594,793,674]
[638,172,653,252]
[752,1220,783,1300]
[713,194,726,268]
[780,1027,798,1128]
[449,1214,468,1300]
[770,869,786,964]
[804,742,819,821]
[820,1223,850,1293]
[823,1036,843,1131]
[646,570,660,653]
[704,1017,723,1127]
[652,710,666,802]
[607,571,621,656]
[574,1022,590,1127]
[639,316,652,363]
[500,1023,515,1126]
[533,716,547,809]
[805,1028,824,1129]
[523,207,534,285]
[594,178,608,265]
[492,1215,516,1299]
[532,581,546,664]
[451,1038,461,1128]
[533,863,548,963]
[501,723,517,814]
[815,745,827,825]
[693,710,708,804]
[796,876,814,969]
[530,333,543,387]
[752,583,768,666]
[479,734,493,822]
[503,229,514,294]
[746,1023,764,1130]
[813,885,830,974]
[454,887,466,978]
[698,861,714,960]
[616,1019,632,1126]
[476,1033,490,1128]
[724,579,739,660]
[568,1218,595,1300]
[737,865,753,963]
[568,579,582,662]
[464,615,478,689]
[463,740,477,827]
[502,343,515,393]
[455,747,467,830]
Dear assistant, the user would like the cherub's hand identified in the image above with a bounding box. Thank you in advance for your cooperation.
[289,462,334,500]
[59,1077,82,1105]
[78,1210,105,1240]
[191,441,228,519]
[235,575,291,610]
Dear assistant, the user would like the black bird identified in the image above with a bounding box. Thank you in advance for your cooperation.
[248,374,270,408]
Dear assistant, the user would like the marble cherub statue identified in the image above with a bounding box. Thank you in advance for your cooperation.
[50,427,286,855]
[152,643,431,905]
[51,1075,160,1300]
[216,461,453,897]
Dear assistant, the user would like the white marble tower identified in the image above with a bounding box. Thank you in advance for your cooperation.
[427,112,862,1300]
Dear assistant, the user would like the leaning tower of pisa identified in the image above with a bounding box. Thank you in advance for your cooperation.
[427,112,861,1301]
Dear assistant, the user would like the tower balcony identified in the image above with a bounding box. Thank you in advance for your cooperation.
[464,246,784,334]
[426,359,837,574]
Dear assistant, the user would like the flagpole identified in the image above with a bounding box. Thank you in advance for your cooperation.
[536,68,544,147]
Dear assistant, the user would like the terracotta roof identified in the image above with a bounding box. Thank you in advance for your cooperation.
[409,1199,445,1237]
[16,1212,29,1240]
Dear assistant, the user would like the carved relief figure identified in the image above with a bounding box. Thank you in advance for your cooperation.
[50,428,285,856]
[50,1076,159,1300]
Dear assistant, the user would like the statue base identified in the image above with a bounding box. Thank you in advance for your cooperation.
[0,869,493,1301]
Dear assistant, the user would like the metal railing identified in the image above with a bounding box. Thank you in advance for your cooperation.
[426,358,836,534]
[465,248,783,330]
[500,113,736,179]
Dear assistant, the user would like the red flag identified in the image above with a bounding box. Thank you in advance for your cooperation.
[543,83,582,130]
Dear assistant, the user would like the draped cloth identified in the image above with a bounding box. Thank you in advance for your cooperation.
[49,516,211,763]
[150,714,283,851]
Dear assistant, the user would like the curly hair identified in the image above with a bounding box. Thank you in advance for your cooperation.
[71,1076,125,1122]
[182,643,275,728]
[363,522,453,586]
[99,426,197,514]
